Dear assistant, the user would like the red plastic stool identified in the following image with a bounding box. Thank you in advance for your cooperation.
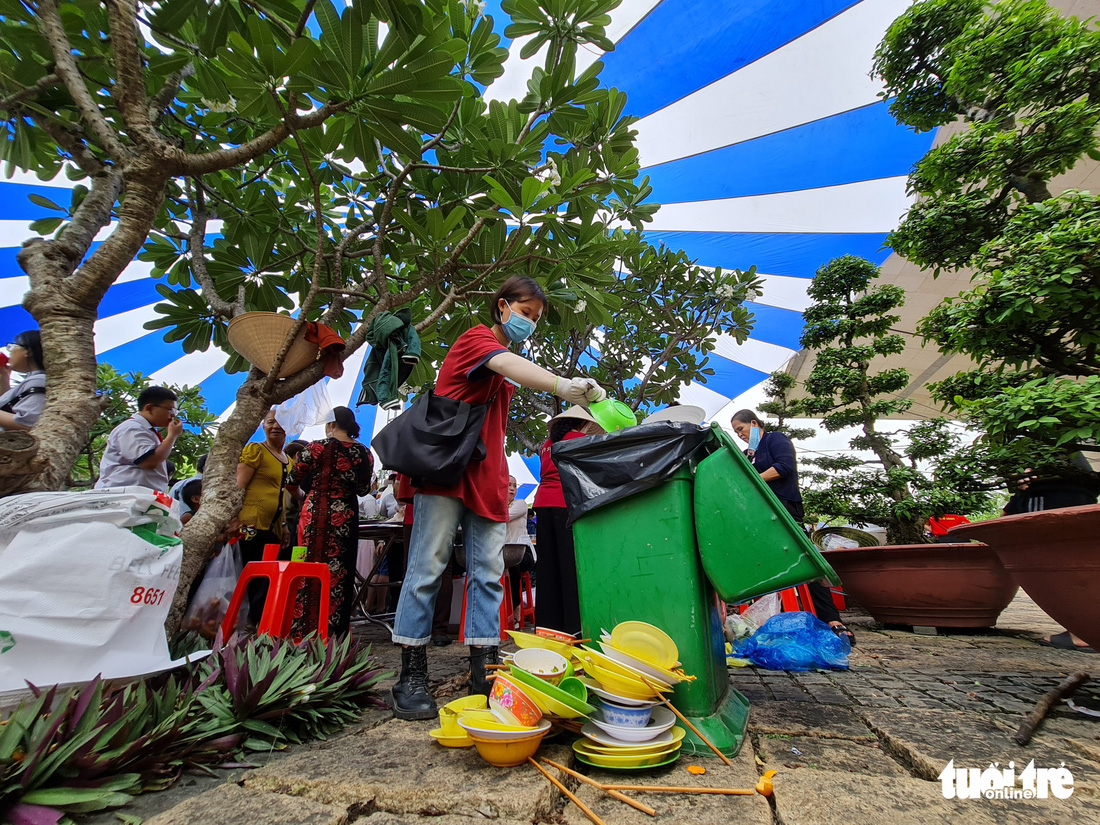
[459,571,511,642]
[778,584,817,615]
[221,543,330,642]
[516,571,536,629]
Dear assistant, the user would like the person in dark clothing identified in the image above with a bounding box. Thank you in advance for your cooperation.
[533,406,604,634]
[730,409,855,645]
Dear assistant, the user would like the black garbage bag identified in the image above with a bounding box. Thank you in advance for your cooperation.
[552,421,714,524]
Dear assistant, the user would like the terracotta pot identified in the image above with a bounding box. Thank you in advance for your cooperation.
[822,543,1018,627]
[950,505,1100,649]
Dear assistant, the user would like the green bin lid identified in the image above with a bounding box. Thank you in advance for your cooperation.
[694,423,839,603]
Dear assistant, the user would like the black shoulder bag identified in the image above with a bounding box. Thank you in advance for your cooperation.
[372,390,491,487]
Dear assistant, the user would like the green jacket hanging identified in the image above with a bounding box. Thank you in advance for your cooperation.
[356,309,422,410]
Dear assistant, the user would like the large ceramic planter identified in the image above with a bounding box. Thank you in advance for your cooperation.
[950,505,1100,649]
[822,543,1018,627]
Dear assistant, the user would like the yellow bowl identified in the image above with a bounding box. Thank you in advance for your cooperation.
[506,630,575,659]
[444,695,488,713]
[429,727,474,748]
[460,718,539,734]
[610,621,679,669]
[469,730,549,767]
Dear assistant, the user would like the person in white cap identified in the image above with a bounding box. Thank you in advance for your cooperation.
[533,405,605,634]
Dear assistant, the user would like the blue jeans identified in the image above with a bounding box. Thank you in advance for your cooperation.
[392,493,506,646]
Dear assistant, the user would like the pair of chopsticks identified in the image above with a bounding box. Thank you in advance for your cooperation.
[531,758,656,822]
[638,676,732,766]
[531,758,774,825]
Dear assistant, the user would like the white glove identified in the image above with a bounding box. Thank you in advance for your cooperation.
[581,378,606,403]
[554,377,593,406]
[553,377,606,406]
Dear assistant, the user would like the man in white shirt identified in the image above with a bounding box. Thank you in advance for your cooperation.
[96,386,183,492]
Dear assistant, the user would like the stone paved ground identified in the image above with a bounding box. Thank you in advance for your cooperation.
[87,592,1100,825]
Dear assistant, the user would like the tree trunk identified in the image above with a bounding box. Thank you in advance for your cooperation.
[885,520,928,546]
[2,165,168,493]
[165,372,269,638]
[8,302,106,491]
[165,359,330,638]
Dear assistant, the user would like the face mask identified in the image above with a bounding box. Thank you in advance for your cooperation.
[748,425,762,451]
[501,302,537,343]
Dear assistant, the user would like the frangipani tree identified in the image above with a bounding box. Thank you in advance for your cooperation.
[0,0,759,633]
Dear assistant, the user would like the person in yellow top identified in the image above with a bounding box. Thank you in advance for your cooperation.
[237,409,295,626]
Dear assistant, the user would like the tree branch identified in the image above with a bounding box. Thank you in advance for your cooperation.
[103,0,160,148]
[261,97,329,395]
[186,180,243,320]
[294,0,317,37]
[149,64,195,126]
[18,166,122,291]
[172,100,351,175]
[0,72,60,111]
[35,117,105,175]
[38,0,129,159]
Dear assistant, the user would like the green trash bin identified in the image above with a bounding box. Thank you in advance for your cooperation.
[571,464,750,758]
[564,422,841,758]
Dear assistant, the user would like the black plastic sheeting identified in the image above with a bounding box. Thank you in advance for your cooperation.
[552,421,714,524]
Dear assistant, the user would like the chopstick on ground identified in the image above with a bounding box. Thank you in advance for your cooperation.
[602,784,754,795]
[528,758,608,825]
[640,677,732,766]
[540,758,656,817]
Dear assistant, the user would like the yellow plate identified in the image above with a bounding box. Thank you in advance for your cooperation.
[597,643,686,685]
[575,655,666,700]
[579,726,686,755]
[580,646,675,688]
[574,739,682,767]
[429,728,474,748]
[506,630,575,659]
[610,621,679,669]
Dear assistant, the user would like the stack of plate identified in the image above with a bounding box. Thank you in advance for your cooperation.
[575,708,686,770]
[574,621,690,703]
[569,621,693,770]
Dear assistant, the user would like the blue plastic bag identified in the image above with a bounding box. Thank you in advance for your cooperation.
[733,611,850,671]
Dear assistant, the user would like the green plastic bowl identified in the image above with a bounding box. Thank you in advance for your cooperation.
[589,399,637,432]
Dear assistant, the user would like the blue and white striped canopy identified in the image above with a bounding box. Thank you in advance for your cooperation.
[0,0,933,494]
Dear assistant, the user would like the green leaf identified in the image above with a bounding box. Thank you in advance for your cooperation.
[28,192,65,212]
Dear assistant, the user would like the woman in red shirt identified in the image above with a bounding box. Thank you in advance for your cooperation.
[533,406,603,634]
[391,276,606,720]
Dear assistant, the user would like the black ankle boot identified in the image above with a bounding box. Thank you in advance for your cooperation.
[468,645,500,696]
[391,645,437,720]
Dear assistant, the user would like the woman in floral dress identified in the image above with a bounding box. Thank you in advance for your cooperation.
[290,406,373,637]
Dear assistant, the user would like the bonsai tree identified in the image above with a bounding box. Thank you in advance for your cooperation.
[873,0,1100,478]
[757,370,816,443]
[790,254,995,544]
